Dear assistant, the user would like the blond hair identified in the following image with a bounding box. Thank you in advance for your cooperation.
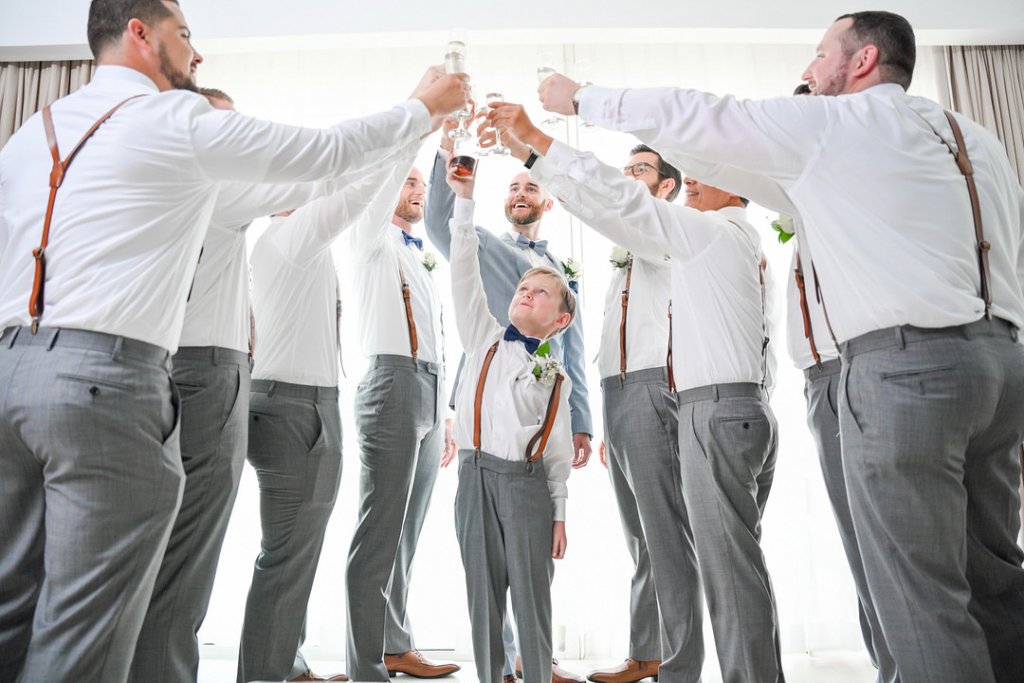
[518,266,577,331]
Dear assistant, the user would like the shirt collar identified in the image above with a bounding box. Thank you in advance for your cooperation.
[89,65,161,94]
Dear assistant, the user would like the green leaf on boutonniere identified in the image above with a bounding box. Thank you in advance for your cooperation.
[532,341,551,378]
[770,220,794,244]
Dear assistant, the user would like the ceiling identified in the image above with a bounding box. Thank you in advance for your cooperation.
[1,0,1022,61]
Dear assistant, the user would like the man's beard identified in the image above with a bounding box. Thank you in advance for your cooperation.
[505,202,543,226]
[395,199,423,225]
[158,42,198,93]
[815,64,850,96]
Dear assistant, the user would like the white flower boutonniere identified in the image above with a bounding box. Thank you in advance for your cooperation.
[609,245,633,269]
[530,341,560,386]
[422,251,439,272]
[770,214,795,245]
[561,257,581,284]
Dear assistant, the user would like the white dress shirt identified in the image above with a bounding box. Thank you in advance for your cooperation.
[595,252,672,380]
[347,177,443,366]
[0,65,431,352]
[450,198,572,520]
[251,157,412,386]
[580,83,1024,342]
[532,140,773,392]
[785,236,841,370]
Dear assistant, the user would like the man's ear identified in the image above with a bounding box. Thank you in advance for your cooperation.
[851,44,879,79]
[542,197,555,212]
[658,177,677,200]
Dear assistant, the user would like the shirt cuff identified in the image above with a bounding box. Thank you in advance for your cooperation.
[402,97,433,137]
[577,85,619,128]
[452,196,476,229]
[553,498,566,522]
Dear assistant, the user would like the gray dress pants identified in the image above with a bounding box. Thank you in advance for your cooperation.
[455,450,554,683]
[602,368,703,682]
[676,382,783,683]
[839,318,1024,683]
[803,359,894,683]
[0,326,184,683]
[237,380,343,683]
[346,356,444,681]
[130,346,251,683]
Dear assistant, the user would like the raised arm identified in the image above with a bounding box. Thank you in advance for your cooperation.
[425,150,457,260]
[347,144,422,256]
[446,172,504,349]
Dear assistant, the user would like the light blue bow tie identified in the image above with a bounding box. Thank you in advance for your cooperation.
[515,233,548,257]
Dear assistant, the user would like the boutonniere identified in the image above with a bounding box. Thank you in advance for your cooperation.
[770,214,795,245]
[422,251,439,272]
[531,341,560,386]
[561,257,581,293]
[609,245,633,269]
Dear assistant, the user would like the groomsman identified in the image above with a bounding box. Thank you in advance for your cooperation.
[130,87,362,683]
[487,103,781,683]
[582,145,699,683]
[538,10,1024,682]
[344,162,460,681]
[0,0,465,678]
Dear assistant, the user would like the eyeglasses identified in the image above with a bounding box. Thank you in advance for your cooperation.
[622,162,666,178]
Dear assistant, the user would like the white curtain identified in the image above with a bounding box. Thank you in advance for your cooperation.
[193,40,948,666]
[944,45,1024,184]
[0,60,95,147]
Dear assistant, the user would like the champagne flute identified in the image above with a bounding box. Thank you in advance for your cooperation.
[444,40,472,140]
[484,92,510,156]
[536,65,564,129]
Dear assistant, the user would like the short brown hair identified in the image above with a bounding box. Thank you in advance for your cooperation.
[835,11,916,90]
[199,87,234,104]
[87,0,178,58]
[519,266,577,332]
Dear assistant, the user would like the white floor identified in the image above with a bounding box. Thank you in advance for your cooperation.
[201,651,878,683]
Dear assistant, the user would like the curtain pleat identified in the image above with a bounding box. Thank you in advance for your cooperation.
[0,60,95,148]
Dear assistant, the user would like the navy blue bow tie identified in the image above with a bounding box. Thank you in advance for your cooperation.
[503,324,542,355]
[402,231,423,250]
[515,233,548,257]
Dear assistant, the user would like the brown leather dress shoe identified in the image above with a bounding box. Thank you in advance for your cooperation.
[384,650,461,678]
[289,669,349,682]
[587,659,660,683]
[504,676,518,683]
[515,656,586,683]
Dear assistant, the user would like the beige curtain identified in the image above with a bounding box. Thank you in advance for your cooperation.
[0,60,95,148]
[944,45,1024,184]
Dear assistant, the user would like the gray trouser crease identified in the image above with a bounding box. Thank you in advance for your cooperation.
[0,326,184,683]
[676,382,784,683]
[455,450,554,683]
[131,346,250,683]
[237,380,343,683]
[602,368,703,682]
[803,359,895,683]
[839,318,1024,683]
[346,356,443,681]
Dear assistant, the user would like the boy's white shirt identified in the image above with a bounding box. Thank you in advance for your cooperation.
[449,196,572,521]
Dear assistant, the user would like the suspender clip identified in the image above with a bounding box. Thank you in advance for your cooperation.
[474,446,480,462]
[525,460,533,474]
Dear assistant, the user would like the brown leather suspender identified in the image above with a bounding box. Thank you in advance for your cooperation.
[666,301,676,392]
[618,260,633,380]
[942,111,992,320]
[794,253,823,369]
[397,266,419,362]
[30,96,145,334]
[472,339,565,470]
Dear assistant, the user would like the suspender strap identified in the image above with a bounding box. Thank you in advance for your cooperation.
[472,341,500,461]
[942,111,992,320]
[30,95,145,334]
[794,254,822,369]
[618,260,633,380]
[524,372,565,465]
[666,300,676,392]
[397,265,419,362]
[472,339,565,468]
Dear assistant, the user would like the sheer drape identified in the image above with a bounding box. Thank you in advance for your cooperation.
[0,60,95,147]
[945,45,1024,183]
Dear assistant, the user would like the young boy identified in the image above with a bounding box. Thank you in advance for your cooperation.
[445,160,575,683]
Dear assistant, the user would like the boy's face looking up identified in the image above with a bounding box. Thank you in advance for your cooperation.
[507,271,572,340]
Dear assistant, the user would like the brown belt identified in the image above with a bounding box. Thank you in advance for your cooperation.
[30,95,146,334]
[473,340,565,472]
